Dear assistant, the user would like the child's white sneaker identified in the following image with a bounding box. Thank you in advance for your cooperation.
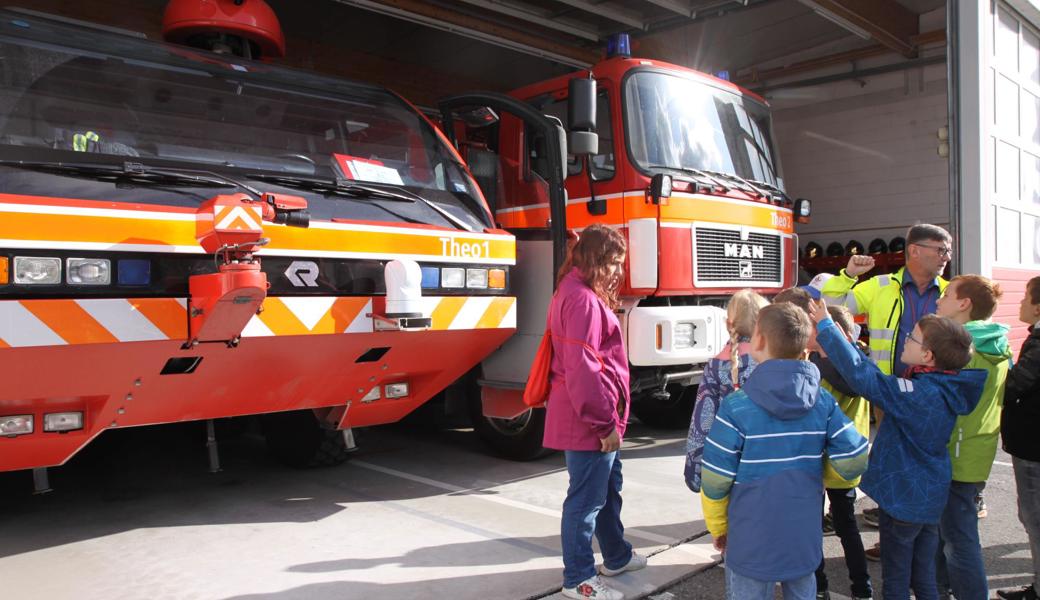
[562,575,624,600]
[598,552,648,576]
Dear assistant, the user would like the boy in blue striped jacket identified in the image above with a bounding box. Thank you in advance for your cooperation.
[701,303,869,600]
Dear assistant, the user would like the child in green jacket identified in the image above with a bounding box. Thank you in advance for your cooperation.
[935,274,1012,599]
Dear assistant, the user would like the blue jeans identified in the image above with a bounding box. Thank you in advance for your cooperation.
[936,481,987,599]
[879,509,940,600]
[561,450,632,588]
[726,567,816,600]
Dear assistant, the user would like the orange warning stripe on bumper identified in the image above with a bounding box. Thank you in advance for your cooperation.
[0,296,516,348]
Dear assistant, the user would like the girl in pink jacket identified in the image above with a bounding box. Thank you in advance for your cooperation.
[544,224,644,600]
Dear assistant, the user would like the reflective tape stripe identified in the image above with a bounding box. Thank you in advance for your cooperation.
[871,349,892,362]
[869,328,895,340]
[878,274,892,286]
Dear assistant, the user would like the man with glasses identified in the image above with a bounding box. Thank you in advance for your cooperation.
[820,223,953,565]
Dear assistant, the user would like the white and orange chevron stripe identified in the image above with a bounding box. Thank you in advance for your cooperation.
[0,296,516,348]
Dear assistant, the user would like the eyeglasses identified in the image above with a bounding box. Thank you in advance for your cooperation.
[912,243,953,258]
[905,331,924,347]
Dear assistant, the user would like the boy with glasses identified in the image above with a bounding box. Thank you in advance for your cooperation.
[810,300,986,600]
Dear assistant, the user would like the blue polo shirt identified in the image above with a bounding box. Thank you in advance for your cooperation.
[892,269,941,376]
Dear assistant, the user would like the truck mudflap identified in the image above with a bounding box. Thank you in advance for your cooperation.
[626,304,728,367]
[0,294,515,472]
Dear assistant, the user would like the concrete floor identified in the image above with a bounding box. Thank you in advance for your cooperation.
[0,419,717,600]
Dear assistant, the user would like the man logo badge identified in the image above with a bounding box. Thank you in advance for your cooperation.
[285,261,320,287]
[739,260,754,279]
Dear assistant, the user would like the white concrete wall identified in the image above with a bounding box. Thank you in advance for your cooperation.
[773,65,951,252]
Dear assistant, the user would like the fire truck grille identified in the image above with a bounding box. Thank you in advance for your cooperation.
[694,227,783,286]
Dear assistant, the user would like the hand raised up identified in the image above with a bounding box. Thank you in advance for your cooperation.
[809,298,830,325]
[845,255,875,277]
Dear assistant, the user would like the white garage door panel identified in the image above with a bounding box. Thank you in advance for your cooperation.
[989,2,1040,268]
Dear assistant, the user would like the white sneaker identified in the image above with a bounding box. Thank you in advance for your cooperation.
[599,552,648,577]
[562,575,624,600]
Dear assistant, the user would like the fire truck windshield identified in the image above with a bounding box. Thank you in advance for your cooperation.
[0,12,489,229]
[624,70,781,188]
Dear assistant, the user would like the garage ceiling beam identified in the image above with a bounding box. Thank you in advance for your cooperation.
[454,0,602,41]
[552,0,647,30]
[642,0,693,17]
[797,0,918,58]
[333,0,599,67]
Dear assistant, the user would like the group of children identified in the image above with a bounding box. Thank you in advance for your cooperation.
[685,273,1033,600]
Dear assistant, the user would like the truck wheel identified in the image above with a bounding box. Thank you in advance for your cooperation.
[469,393,553,461]
[631,384,697,429]
[259,410,352,468]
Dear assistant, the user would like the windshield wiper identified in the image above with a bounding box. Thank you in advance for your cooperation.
[248,173,473,231]
[644,164,729,192]
[0,159,249,192]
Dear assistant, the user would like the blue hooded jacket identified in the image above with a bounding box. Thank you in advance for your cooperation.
[701,359,869,581]
[815,319,987,524]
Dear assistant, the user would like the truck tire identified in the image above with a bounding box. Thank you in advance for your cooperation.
[468,388,553,461]
[259,410,352,468]
[631,383,696,429]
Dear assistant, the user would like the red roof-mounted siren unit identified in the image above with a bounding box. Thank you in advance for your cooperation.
[162,0,286,59]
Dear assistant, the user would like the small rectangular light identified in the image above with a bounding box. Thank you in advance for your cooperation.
[0,414,33,437]
[0,257,8,284]
[13,256,60,284]
[441,267,465,288]
[43,412,84,432]
[67,258,111,285]
[674,322,695,350]
[488,268,506,289]
[117,259,151,286]
[420,266,440,289]
[384,382,409,399]
[360,387,380,402]
[466,268,488,289]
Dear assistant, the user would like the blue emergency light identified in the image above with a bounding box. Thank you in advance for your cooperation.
[117,259,151,286]
[607,33,631,58]
[714,70,730,81]
[420,266,441,289]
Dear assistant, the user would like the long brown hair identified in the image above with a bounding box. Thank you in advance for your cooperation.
[556,224,627,309]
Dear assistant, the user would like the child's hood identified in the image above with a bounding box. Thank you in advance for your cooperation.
[742,359,820,420]
[964,320,1012,361]
[915,368,989,416]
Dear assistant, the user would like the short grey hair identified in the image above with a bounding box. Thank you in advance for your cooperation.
[906,223,952,246]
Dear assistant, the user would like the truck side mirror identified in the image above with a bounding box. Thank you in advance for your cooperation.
[568,77,598,156]
[649,174,672,205]
[794,198,811,223]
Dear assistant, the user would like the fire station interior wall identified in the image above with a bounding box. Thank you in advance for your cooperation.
[762,8,951,259]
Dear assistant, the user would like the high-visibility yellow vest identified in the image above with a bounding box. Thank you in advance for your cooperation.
[820,266,948,375]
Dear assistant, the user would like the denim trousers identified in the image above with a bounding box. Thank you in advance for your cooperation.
[726,567,816,600]
[879,509,940,600]
[815,487,872,598]
[1014,456,1040,587]
[561,450,633,588]
[936,481,987,599]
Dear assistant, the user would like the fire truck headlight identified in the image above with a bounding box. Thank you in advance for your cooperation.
[466,268,488,289]
[441,268,465,288]
[67,258,111,285]
[384,382,409,399]
[0,415,33,437]
[13,256,60,284]
[673,323,695,350]
[43,412,84,433]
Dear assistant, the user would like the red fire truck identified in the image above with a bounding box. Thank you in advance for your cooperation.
[442,36,809,459]
[0,3,546,487]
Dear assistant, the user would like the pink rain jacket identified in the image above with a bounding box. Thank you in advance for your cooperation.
[542,268,630,451]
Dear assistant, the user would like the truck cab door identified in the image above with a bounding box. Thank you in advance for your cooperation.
[438,93,570,458]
